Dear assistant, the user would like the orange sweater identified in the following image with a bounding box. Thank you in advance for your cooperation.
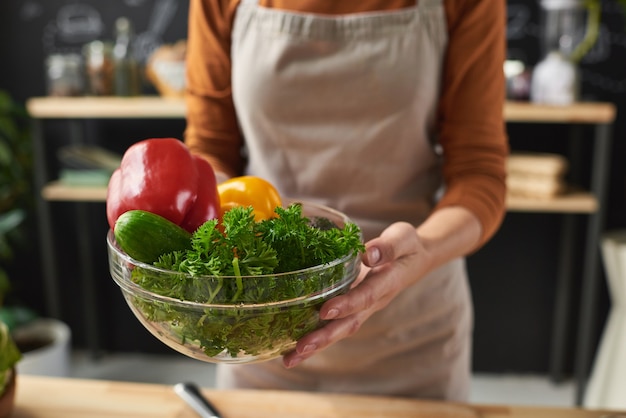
[184,0,509,248]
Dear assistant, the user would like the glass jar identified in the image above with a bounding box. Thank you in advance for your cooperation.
[45,54,85,97]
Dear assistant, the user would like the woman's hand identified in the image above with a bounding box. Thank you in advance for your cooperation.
[282,221,432,368]
[282,206,482,368]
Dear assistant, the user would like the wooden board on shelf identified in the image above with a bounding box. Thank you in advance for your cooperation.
[42,181,107,202]
[26,96,186,119]
[504,101,616,124]
[506,190,598,213]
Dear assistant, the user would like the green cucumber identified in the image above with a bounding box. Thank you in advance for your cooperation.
[114,210,192,263]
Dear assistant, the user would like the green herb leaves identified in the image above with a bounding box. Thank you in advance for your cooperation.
[155,203,364,279]
[129,202,364,359]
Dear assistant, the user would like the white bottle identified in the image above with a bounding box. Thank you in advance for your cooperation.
[530,51,579,106]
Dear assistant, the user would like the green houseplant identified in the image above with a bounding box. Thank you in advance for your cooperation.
[1,88,33,297]
[0,90,32,217]
[1,261,20,418]
[0,89,32,416]
[0,214,27,409]
[0,307,21,417]
[1,90,73,382]
[0,88,34,322]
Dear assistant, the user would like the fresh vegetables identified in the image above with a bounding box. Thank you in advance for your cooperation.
[180,155,221,233]
[105,141,364,359]
[106,138,220,233]
[126,203,365,358]
[114,210,192,263]
[218,176,282,221]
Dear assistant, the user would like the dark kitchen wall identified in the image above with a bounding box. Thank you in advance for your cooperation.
[0,0,625,375]
[0,0,189,100]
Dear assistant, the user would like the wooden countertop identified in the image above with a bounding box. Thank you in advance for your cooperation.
[11,375,626,418]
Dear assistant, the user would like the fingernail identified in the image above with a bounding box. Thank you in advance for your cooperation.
[301,344,316,354]
[368,246,381,264]
[286,357,302,368]
[325,308,339,319]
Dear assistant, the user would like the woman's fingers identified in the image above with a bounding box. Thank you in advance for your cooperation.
[321,264,397,320]
[362,222,419,267]
[283,265,401,368]
[283,309,371,368]
[282,222,424,369]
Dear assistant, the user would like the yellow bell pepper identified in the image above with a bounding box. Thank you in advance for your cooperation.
[218,176,282,221]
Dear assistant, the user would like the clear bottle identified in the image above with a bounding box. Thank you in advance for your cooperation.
[112,17,141,96]
[83,40,115,96]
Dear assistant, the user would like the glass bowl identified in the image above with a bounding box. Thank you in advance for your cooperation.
[107,200,361,364]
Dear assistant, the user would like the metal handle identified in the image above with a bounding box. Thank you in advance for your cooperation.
[174,382,222,418]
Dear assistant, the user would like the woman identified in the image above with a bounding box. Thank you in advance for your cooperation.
[184,0,508,401]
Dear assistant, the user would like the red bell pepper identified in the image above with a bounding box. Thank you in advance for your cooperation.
[106,138,220,233]
[179,155,220,232]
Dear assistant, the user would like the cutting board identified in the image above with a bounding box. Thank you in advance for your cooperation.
[211,390,480,418]
[13,376,479,418]
[14,376,626,418]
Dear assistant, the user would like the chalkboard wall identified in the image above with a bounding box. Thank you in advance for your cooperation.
[0,0,189,98]
[1,0,626,375]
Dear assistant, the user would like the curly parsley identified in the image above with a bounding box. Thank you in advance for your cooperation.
[129,203,364,358]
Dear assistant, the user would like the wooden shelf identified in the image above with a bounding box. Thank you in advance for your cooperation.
[504,101,616,124]
[506,191,597,213]
[42,181,598,213]
[26,96,186,119]
[27,97,616,124]
[32,97,612,214]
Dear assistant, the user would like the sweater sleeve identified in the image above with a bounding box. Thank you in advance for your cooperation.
[184,0,244,178]
[435,0,509,250]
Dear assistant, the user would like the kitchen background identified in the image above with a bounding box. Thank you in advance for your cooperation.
[0,0,625,393]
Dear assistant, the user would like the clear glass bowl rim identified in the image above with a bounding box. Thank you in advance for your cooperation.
[107,200,361,311]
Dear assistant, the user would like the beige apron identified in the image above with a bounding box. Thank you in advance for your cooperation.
[217,0,473,401]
